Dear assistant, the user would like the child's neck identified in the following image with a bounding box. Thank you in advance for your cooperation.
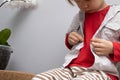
[98,2,108,12]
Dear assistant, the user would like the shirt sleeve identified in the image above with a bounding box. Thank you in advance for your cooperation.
[67,13,80,34]
[109,42,120,62]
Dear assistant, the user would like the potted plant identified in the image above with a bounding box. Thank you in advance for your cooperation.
[0,28,12,70]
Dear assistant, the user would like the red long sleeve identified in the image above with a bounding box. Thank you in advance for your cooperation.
[109,42,120,62]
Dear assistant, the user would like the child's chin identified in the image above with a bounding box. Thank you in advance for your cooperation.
[85,10,95,13]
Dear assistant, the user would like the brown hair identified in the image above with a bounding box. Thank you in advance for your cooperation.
[67,0,74,6]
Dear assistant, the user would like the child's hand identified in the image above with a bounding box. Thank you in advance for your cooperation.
[68,31,84,46]
[91,38,113,56]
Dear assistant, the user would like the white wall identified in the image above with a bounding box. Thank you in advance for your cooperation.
[0,0,119,74]
[0,0,78,73]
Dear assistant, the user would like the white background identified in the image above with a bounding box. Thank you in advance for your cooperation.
[0,0,119,74]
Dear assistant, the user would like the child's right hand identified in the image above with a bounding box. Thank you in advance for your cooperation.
[68,31,84,46]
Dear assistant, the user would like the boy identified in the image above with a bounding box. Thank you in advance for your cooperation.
[32,0,120,80]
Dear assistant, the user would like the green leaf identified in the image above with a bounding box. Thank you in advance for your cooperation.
[0,28,11,46]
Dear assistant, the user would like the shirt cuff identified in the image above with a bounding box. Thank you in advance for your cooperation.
[109,42,120,62]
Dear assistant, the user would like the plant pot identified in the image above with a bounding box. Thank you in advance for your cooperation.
[0,45,12,70]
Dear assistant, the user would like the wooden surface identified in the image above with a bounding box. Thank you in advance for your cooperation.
[0,70,35,80]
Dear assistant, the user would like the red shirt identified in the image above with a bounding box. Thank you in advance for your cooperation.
[68,6,110,68]
[65,6,118,80]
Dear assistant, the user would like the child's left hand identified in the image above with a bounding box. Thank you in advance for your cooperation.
[91,38,113,56]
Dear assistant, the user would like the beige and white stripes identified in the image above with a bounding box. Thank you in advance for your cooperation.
[32,66,111,80]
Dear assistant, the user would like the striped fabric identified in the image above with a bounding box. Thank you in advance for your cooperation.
[32,66,111,80]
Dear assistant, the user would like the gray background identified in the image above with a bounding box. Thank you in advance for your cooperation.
[0,0,119,74]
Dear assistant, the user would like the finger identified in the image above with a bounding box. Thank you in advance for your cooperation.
[91,38,103,43]
[91,42,103,48]
[95,51,103,56]
[71,32,84,41]
[94,47,103,52]
[95,51,107,56]
[68,38,77,45]
[69,35,80,42]
[94,48,108,56]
